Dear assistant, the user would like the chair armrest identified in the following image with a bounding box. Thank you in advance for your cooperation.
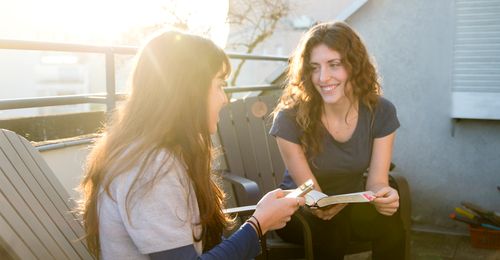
[223,205,257,215]
[389,173,412,231]
[294,209,314,260]
[222,172,261,205]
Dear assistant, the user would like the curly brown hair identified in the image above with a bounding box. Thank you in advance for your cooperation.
[274,21,381,158]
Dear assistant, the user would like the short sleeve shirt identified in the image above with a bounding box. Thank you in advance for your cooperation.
[98,150,202,260]
[270,97,400,195]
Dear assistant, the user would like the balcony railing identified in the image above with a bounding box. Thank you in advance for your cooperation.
[0,39,287,112]
[0,38,288,150]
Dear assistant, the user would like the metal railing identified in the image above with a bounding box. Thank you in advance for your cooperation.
[0,39,287,111]
[0,38,288,150]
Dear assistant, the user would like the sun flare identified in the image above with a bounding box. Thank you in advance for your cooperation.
[1,0,229,46]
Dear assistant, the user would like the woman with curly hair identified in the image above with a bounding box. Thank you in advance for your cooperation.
[270,21,405,259]
[78,31,303,260]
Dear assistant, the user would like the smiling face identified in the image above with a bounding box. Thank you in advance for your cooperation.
[207,69,228,134]
[309,44,351,106]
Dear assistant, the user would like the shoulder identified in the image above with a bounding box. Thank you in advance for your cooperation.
[375,96,397,114]
[274,106,297,120]
[369,96,400,138]
[108,148,189,197]
[270,107,302,144]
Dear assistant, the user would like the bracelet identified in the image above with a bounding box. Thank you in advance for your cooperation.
[250,216,263,238]
[245,219,261,240]
[246,216,263,240]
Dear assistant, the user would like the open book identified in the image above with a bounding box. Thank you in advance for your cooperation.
[305,190,376,208]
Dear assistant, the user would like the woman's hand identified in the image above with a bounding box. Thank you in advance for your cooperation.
[372,186,399,216]
[309,203,347,220]
[252,189,305,234]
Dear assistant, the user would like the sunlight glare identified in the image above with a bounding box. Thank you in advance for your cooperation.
[1,0,229,46]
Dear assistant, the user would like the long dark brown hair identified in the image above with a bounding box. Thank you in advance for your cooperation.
[78,31,231,258]
[275,21,381,158]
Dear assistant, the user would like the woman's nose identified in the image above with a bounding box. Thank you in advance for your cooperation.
[319,66,331,82]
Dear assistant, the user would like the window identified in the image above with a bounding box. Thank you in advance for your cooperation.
[452,0,500,120]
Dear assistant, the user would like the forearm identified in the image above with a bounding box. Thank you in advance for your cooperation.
[201,224,260,259]
[276,137,322,191]
[366,134,395,192]
[365,178,389,192]
[149,224,260,260]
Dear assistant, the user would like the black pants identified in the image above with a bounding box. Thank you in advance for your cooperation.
[275,203,406,260]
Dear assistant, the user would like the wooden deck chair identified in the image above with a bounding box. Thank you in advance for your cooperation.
[0,129,94,260]
[217,96,412,260]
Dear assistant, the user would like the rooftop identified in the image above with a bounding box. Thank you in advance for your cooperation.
[347,230,499,260]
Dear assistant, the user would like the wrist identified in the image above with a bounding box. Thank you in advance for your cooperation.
[251,212,268,234]
[246,216,264,240]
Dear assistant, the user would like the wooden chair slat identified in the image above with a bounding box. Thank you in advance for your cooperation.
[0,213,38,260]
[244,97,277,193]
[0,129,94,259]
[230,100,262,187]
[0,176,55,260]
[218,104,246,177]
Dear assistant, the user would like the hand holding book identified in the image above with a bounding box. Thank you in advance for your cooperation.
[372,186,400,216]
[287,179,378,220]
[305,190,376,208]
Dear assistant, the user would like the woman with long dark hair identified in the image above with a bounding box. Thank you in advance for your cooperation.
[78,31,303,259]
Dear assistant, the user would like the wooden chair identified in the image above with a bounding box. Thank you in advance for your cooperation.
[217,95,412,260]
[0,128,278,260]
[0,129,94,260]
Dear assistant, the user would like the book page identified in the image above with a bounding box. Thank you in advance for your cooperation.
[304,190,328,207]
[317,191,375,208]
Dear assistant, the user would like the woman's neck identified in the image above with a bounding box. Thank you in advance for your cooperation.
[323,97,358,121]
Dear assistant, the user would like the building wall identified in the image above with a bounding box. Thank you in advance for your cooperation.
[40,144,91,200]
[348,0,500,233]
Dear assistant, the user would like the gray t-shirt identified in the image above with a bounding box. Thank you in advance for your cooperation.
[270,97,400,195]
[98,150,202,259]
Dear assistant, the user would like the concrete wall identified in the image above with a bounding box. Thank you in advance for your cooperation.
[39,134,227,203]
[40,144,91,200]
[348,0,500,233]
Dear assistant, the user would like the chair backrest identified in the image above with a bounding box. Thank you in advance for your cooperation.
[0,129,94,259]
[218,95,285,198]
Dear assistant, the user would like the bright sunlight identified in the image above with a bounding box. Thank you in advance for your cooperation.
[0,0,229,46]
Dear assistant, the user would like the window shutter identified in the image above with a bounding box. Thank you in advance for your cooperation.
[452,0,500,119]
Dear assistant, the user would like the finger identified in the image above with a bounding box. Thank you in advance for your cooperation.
[374,196,398,204]
[375,203,398,210]
[375,187,391,197]
[325,207,339,215]
[376,206,398,212]
[337,203,348,210]
[272,188,285,198]
[276,222,286,230]
[329,204,346,213]
[293,197,305,208]
[380,210,396,216]
[377,207,397,215]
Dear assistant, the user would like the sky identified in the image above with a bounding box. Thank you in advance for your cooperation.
[0,0,229,46]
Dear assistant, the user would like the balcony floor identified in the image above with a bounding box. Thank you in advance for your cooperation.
[346,230,500,260]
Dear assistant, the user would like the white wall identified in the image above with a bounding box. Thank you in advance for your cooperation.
[40,144,91,200]
[348,0,500,233]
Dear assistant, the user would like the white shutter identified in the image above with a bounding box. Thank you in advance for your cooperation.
[452,0,500,119]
